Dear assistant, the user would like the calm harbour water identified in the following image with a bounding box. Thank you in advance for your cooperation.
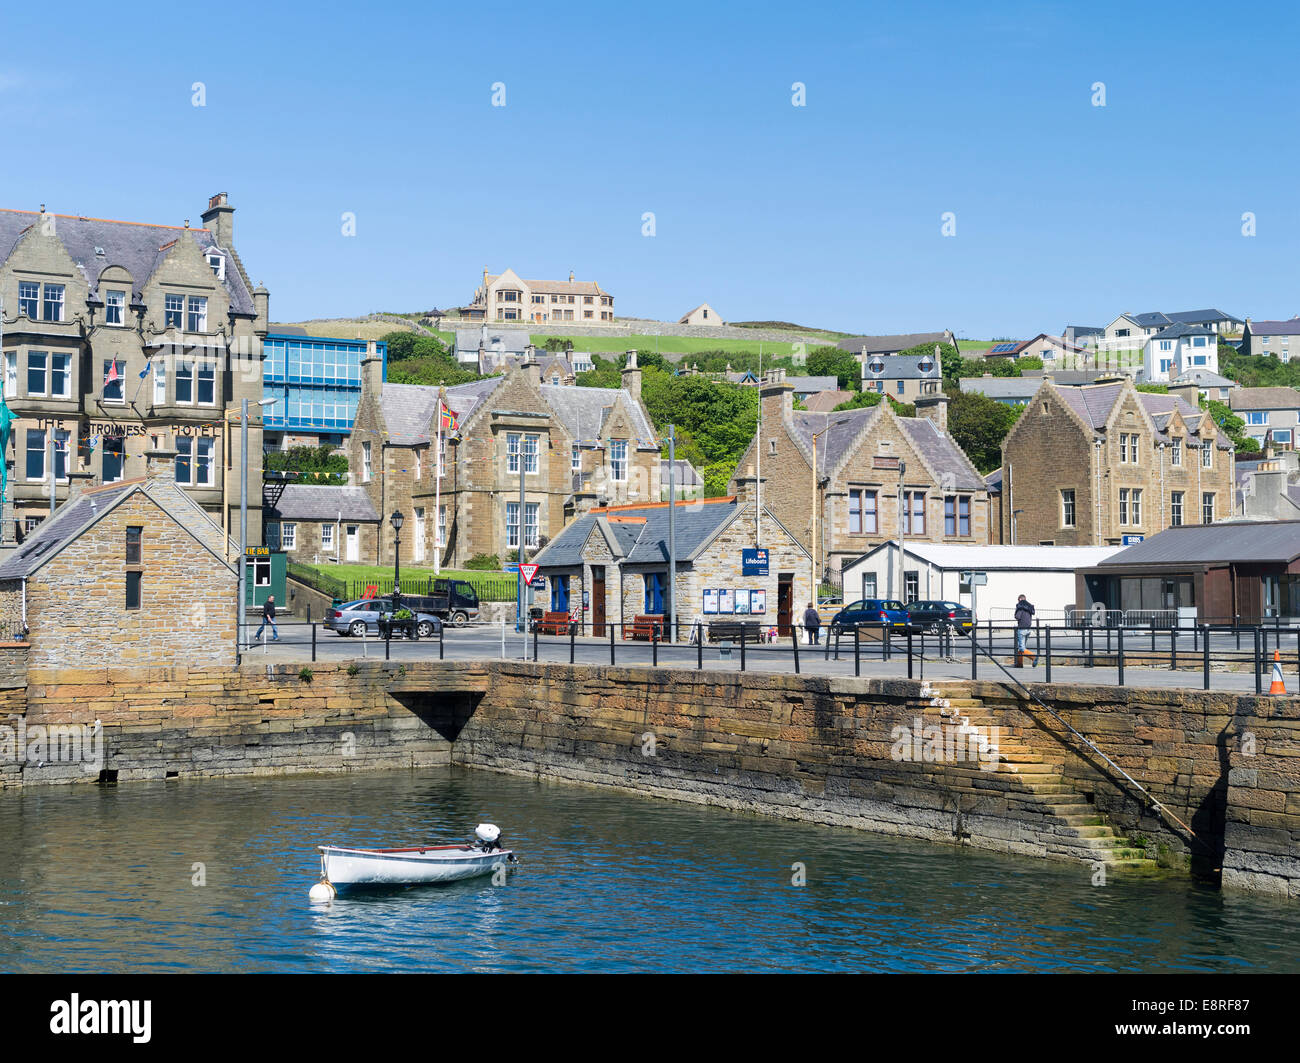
[0,766,1296,974]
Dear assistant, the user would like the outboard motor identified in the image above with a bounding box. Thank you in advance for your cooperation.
[474,823,502,852]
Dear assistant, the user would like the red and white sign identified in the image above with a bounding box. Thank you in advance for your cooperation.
[519,563,541,586]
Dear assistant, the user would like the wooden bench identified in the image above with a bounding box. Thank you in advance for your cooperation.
[536,611,573,636]
[626,614,664,640]
[707,620,766,643]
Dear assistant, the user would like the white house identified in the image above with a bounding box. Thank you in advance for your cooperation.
[1143,324,1218,383]
[841,542,1122,622]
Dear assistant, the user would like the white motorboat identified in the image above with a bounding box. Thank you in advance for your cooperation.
[313,824,515,896]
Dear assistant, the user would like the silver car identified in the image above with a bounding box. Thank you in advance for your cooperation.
[325,598,442,638]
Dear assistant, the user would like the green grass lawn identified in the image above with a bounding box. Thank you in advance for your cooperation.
[293,562,508,583]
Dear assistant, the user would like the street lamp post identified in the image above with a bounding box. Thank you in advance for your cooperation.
[235,397,277,663]
[390,509,405,610]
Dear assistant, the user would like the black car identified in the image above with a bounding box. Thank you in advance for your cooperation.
[903,600,973,634]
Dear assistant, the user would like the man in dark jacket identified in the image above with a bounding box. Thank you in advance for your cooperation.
[1014,594,1035,666]
[804,603,821,645]
[254,595,280,643]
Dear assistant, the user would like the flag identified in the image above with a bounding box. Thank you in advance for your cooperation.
[0,395,12,505]
[440,404,458,433]
[105,360,119,386]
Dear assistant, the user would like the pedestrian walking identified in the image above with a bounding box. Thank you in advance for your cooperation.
[804,602,821,645]
[1014,594,1035,667]
[254,595,280,643]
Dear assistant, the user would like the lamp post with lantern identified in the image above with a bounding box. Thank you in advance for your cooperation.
[390,509,405,611]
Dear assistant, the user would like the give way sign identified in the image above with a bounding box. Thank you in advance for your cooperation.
[519,563,541,586]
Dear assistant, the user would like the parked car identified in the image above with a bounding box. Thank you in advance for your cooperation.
[829,599,908,635]
[903,600,973,634]
[325,598,443,638]
[423,579,482,627]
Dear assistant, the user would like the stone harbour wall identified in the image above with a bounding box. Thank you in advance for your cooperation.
[0,656,1296,895]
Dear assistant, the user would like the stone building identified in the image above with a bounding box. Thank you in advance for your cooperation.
[532,496,812,636]
[0,193,267,546]
[729,370,991,586]
[347,352,660,569]
[999,377,1235,546]
[470,268,614,324]
[858,351,943,402]
[0,450,237,668]
[265,484,380,563]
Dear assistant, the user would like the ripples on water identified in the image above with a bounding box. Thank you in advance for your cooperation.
[0,767,1295,973]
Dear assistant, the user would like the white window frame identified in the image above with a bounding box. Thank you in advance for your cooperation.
[105,290,126,326]
[1202,493,1215,524]
[164,293,184,329]
[362,441,372,483]
[17,281,39,318]
[26,350,47,397]
[175,437,194,485]
[1061,489,1076,528]
[506,433,520,474]
[438,505,447,548]
[50,352,71,398]
[281,522,296,550]
[43,283,64,322]
[523,433,539,475]
[610,439,628,482]
[1201,443,1213,469]
[321,523,335,551]
[25,429,45,482]
[154,357,167,405]
[3,351,16,398]
[195,437,214,486]
[186,296,208,332]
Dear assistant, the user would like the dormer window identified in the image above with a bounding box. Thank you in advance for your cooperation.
[105,290,126,326]
[207,253,225,280]
[868,357,885,375]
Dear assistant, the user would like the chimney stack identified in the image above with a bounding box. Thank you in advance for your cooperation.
[621,351,641,401]
[144,446,180,486]
[759,367,793,428]
[914,391,949,433]
[361,339,383,401]
[569,270,575,283]
[200,192,234,249]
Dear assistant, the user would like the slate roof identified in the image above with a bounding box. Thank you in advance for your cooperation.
[0,209,255,315]
[789,406,883,475]
[380,377,504,445]
[1169,368,1238,389]
[541,384,655,444]
[1149,323,1216,341]
[1123,309,1242,329]
[658,458,702,486]
[269,485,380,522]
[1229,387,1300,412]
[836,332,950,355]
[454,327,531,358]
[0,477,235,580]
[534,498,792,569]
[787,375,838,394]
[1095,521,1300,567]
[860,353,942,380]
[802,389,853,413]
[1048,381,1231,447]
[1065,325,1104,337]
[487,274,607,297]
[898,417,986,491]
[1246,318,1300,336]
[959,377,1040,400]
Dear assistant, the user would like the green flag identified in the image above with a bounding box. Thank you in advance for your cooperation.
[0,395,13,507]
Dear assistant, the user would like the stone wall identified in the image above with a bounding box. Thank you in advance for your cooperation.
[2,656,1297,895]
[23,490,237,669]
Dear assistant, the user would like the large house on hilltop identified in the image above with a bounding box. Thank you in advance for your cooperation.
[471,268,614,324]
[0,194,268,545]
[998,378,1235,546]
[346,353,660,569]
[729,369,990,596]
[1241,317,1300,362]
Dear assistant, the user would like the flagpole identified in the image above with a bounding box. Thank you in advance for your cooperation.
[434,387,443,575]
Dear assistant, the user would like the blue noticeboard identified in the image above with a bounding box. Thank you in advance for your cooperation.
[1122,534,1145,545]
[742,548,769,576]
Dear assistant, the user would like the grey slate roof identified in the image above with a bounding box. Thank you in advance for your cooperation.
[540,384,655,444]
[454,327,531,358]
[380,377,504,445]
[0,209,255,315]
[861,353,942,380]
[658,458,702,486]
[1096,521,1300,567]
[1124,309,1242,329]
[1150,323,1216,341]
[898,417,986,491]
[1169,368,1238,389]
[533,499,746,569]
[270,485,380,522]
[787,376,838,394]
[1228,387,1300,412]
[959,377,1040,400]
[1247,318,1300,336]
[789,406,883,474]
[0,478,235,580]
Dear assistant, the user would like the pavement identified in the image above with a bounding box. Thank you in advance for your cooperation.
[240,619,1297,696]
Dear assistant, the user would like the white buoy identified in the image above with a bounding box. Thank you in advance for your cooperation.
[309,880,336,903]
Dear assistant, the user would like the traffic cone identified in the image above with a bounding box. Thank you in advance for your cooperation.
[1269,650,1287,696]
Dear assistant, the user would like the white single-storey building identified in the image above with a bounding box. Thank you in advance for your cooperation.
[841,542,1122,623]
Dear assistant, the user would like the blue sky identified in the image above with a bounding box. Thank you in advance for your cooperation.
[2,0,1296,337]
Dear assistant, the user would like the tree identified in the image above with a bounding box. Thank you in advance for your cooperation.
[806,345,862,390]
[1204,399,1261,453]
[382,331,451,363]
[947,391,1022,473]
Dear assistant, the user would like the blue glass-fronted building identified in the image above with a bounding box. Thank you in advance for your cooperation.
[262,333,387,448]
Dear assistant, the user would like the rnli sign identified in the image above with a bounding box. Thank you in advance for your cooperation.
[742,548,769,576]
